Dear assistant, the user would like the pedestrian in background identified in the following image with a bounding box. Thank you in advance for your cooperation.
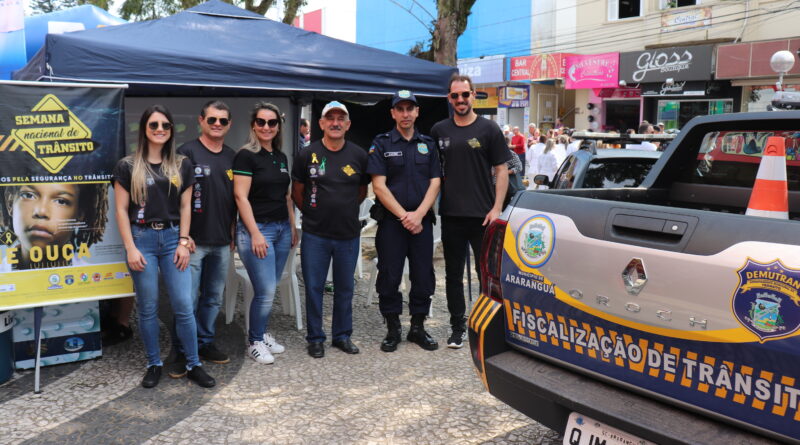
[525,135,546,188]
[510,126,526,176]
[233,102,296,364]
[536,138,560,185]
[113,105,215,389]
[367,90,441,353]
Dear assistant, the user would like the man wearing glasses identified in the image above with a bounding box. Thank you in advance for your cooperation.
[292,101,369,358]
[431,74,510,349]
[168,100,237,378]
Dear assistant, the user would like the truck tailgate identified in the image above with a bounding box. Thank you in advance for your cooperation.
[499,193,800,442]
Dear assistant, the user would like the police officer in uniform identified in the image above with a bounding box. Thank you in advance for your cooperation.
[367,90,442,352]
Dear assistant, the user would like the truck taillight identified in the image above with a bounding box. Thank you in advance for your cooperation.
[480,219,507,302]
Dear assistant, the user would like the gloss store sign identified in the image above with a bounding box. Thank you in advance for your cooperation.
[620,45,714,84]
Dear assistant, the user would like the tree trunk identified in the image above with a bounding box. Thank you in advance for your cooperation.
[432,0,475,67]
[282,0,306,24]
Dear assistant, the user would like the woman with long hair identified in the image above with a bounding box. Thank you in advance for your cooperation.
[536,139,561,186]
[112,105,215,389]
[233,102,297,364]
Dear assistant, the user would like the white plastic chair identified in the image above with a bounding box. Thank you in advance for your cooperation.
[356,198,377,278]
[277,229,303,330]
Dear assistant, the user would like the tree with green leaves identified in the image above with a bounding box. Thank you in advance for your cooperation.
[118,0,306,22]
[32,0,75,15]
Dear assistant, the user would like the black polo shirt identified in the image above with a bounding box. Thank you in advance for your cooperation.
[232,147,290,223]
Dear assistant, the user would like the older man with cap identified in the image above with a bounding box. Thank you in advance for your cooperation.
[367,90,441,352]
[291,101,369,358]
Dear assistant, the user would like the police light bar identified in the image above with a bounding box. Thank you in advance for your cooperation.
[770,91,800,110]
[571,132,676,141]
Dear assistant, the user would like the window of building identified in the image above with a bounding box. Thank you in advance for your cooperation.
[660,0,700,8]
[608,0,643,20]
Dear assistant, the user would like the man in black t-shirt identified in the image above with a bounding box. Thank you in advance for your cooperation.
[168,101,237,377]
[431,74,510,349]
[291,101,369,358]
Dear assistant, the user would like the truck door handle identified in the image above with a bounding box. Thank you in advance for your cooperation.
[611,214,686,243]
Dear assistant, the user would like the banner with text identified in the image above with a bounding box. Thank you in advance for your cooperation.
[0,82,132,310]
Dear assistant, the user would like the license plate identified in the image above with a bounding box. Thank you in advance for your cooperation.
[563,412,654,445]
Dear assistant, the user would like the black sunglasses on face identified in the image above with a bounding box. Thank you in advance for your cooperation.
[147,121,173,131]
[206,117,230,126]
[255,118,280,128]
[449,91,472,100]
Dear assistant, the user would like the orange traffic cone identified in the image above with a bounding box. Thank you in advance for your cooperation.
[746,136,789,219]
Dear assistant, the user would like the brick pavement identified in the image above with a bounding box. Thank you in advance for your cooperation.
[0,237,560,445]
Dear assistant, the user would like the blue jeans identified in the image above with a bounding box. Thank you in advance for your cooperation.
[301,231,359,343]
[129,225,200,369]
[236,220,292,344]
[190,244,231,347]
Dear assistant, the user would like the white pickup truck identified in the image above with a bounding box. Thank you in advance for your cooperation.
[469,112,800,444]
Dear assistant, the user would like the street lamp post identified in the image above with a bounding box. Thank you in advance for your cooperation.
[770,50,796,91]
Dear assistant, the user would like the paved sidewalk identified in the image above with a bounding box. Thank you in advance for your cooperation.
[0,240,560,444]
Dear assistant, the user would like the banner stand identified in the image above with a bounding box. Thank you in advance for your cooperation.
[33,306,42,393]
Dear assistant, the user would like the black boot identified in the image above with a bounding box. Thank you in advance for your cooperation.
[407,314,438,351]
[381,314,402,352]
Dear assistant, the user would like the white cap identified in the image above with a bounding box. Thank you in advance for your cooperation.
[322,101,348,117]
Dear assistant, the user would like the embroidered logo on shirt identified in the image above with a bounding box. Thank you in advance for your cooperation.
[417,143,429,154]
[311,152,319,164]
[226,169,233,181]
[467,138,482,149]
[341,164,356,176]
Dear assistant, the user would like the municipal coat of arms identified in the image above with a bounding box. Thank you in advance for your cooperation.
[732,259,800,342]
[516,215,555,268]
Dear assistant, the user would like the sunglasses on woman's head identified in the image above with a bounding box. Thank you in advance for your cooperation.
[449,91,472,100]
[147,121,173,131]
[206,117,230,126]
[255,118,280,128]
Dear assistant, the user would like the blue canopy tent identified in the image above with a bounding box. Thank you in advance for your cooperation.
[15,0,456,148]
[16,0,453,97]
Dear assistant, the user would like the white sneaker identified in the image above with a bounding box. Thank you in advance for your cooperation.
[248,341,275,364]
[263,332,285,354]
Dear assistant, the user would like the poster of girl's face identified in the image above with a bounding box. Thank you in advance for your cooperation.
[0,183,122,270]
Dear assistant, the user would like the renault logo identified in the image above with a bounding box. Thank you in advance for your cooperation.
[622,258,647,296]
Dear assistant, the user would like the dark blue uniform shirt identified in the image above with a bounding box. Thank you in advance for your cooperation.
[366,128,442,211]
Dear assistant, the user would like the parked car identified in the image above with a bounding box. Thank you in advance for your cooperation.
[541,147,661,189]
